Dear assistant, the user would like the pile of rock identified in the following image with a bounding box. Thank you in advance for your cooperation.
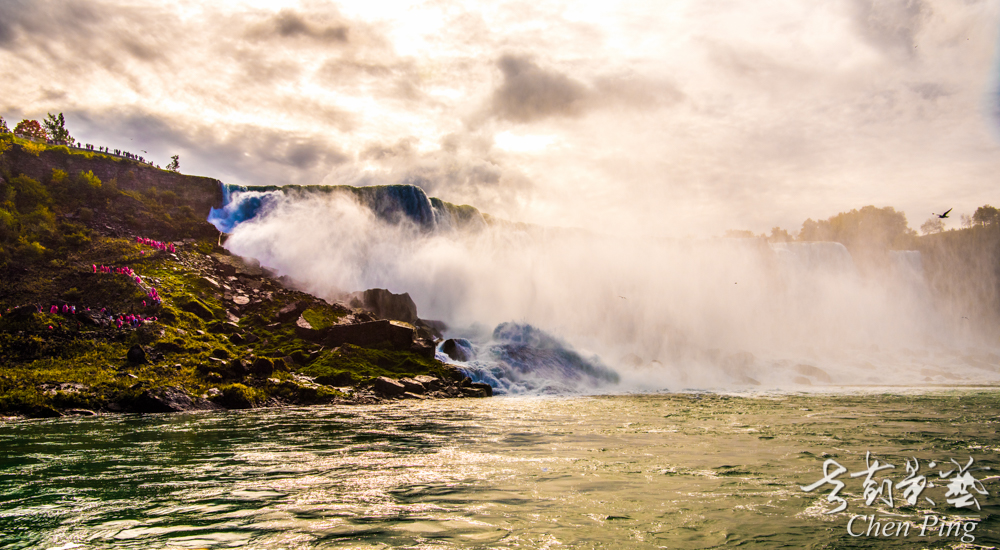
[369,371,492,400]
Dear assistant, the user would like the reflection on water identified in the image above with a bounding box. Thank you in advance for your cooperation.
[1,392,999,549]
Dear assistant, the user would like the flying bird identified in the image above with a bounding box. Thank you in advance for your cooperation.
[933,208,952,219]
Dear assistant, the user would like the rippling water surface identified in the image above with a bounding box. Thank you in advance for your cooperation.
[2,391,999,549]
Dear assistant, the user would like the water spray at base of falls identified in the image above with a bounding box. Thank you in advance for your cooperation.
[208,184,1000,394]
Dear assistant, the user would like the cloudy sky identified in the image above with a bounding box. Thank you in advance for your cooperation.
[1,0,998,236]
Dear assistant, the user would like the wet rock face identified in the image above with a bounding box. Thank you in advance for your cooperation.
[359,288,418,324]
[469,382,493,397]
[441,339,475,362]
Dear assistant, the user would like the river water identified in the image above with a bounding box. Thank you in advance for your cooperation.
[2,391,999,549]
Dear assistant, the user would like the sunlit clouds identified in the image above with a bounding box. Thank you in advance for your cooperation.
[1,0,998,235]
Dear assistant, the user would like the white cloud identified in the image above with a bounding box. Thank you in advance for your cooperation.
[0,0,997,235]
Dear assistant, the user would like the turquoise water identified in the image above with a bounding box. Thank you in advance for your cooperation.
[1,392,999,549]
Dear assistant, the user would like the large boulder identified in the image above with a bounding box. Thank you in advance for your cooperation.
[373,376,406,396]
[441,339,475,362]
[470,382,493,397]
[126,345,147,364]
[211,253,263,277]
[250,357,274,377]
[399,377,426,394]
[410,340,436,359]
[413,375,442,390]
[276,301,307,323]
[359,289,418,324]
[132,386,217,413]
[78,310,103,326]
[461,386,488,398]
[8,304,40,320]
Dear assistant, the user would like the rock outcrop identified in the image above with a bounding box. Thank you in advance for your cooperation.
[441,338,475,362]
[132,386,219,413]
[357,288,418,324]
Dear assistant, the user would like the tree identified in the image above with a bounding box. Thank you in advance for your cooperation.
[42,112,74,145]
[0,116,8,134]
[973,205,998,227]
[798,205,916,272]
[166,154,179,172]
[798,206,913,248]
[13,119,46,141]
[920,217,944,235]
[767,227,793,242]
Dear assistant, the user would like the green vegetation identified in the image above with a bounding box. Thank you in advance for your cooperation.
[302,344,453,384]
[0,135,459,417]
[300,306,345,330]
[42,112,74,145]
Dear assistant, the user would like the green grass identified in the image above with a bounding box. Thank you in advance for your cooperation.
[300,305,346,330]
[0,144,457,415]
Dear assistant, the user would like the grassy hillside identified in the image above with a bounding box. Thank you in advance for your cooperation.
[0,135,479,419]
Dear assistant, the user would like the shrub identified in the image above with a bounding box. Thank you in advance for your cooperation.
[76,170,101,192]
[64,232,91,249]
[17,237,46,260]
[50,169,68,185]
[0,209,15,242]
[21,141,45,156]
[10,175,50,211]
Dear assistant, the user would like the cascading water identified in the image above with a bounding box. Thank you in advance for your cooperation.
[208,183,1000,394]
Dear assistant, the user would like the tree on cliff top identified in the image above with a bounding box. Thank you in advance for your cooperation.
[920,217,944,235]
[42,112,74,145]
[973,205,998,227]
[799,205,915,271]
[0,117,8,134]
[13,119,46,141]
[166,154,179,172]
[799,206,913,248]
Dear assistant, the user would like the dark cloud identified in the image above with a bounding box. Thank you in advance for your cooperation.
[491,54,588,122]
[316,57,425,103]
[909,82,950,101]
[850,0,928,58]
[249,9,349,43]
[593,74,685,110]
[0,0,156,62]
[72,110,350,186]
[0,0,31,47]
[361,138,417,161]
[488,54,683,123]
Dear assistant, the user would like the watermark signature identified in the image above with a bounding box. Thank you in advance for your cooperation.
[801,451,991,543]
